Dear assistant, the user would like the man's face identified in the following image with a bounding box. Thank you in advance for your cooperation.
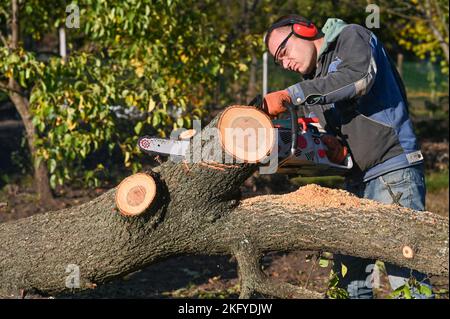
[267,27,317,75]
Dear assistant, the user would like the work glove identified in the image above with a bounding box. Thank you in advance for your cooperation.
[321,135,349,164]
[262,90,291,117]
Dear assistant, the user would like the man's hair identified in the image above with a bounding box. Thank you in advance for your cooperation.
[264,14,319,48]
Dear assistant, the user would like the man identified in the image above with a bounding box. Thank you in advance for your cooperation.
[263,15,432,299]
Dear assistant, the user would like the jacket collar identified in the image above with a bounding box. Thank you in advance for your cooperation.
[317,18,348,60]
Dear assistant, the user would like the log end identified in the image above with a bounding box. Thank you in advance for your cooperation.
[218,106,275,163]
[115,173,157,217]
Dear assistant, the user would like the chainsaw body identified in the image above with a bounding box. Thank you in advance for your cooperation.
[238,94,353,177]
[138,95,353,177]
[273,118,353,177]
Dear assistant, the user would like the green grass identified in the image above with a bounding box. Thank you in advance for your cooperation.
[290,175,345,189]
[289,170,449,193]
[425,170,449,193]
[402,61,448,95]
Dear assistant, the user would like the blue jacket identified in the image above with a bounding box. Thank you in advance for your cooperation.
[286,18,424,181]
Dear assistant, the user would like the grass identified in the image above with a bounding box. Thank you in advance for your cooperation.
[425,170,449,193]
[290,175,345,189]
[290,169,449,194]
[402,60,448,95]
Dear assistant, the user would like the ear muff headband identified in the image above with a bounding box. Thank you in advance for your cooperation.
[267,17,320,40]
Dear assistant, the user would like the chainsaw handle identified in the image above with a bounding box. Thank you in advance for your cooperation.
[283,101,298,157]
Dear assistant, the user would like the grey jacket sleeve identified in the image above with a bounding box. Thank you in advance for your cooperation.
[287,26,377,107]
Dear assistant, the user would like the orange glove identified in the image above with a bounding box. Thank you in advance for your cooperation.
[263,90,291,117]
[321,135,348,164]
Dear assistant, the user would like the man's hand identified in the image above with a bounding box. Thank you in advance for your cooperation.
[321,135,348,164]
[263,90,291,117]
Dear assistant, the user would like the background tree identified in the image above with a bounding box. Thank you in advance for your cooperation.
[1,0,447,204]
[0,0,254,202]
[381,0,449,73]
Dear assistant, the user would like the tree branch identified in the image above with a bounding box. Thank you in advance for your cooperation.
[0,81,22,95]
[11,0,19,50]
[0,107,447,298]
[425,0,449,63]
[234,242,323,298]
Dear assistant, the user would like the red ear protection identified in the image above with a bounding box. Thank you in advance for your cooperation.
[292,22,319,39]
[266,15,322,44]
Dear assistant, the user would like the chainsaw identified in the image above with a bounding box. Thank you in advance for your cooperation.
[137,95,353,177]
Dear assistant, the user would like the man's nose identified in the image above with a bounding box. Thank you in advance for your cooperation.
[282,59,289,69]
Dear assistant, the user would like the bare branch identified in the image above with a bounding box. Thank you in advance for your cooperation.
[381,7,428,22]
[432,0,449,37]
[424,0,449,63]
[11,0,19,50]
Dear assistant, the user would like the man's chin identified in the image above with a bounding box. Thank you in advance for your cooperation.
[297,65,310,74]
[301,65,316,76]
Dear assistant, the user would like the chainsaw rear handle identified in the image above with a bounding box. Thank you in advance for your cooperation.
[283,101,298,157]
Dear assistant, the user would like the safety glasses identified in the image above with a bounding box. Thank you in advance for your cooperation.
[273,31,294,66]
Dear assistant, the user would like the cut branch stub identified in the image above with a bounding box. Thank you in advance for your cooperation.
[179,129,197,140]
[402,245,414,259]
[115,173,157,216]
[218,106,275,163]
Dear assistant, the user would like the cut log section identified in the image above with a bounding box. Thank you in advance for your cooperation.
[115,173,157,216]
[218,106,275,163]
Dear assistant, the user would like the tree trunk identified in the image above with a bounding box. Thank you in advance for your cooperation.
[0,106,448,298]
[8,85,56,207]
[5,0,55,207]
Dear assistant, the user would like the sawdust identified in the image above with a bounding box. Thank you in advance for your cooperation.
[242,184,383,210]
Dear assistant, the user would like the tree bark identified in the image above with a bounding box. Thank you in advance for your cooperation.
[0,107,448,298]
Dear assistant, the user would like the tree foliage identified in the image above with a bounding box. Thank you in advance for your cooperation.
[381,0,449,73]
[1,0,261,188]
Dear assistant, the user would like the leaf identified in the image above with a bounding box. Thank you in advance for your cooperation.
[152,113,161,127]
[134,122,143,134]
[403,285,412,299]
[49,159,57,174]
[180,54,189,63]
[124,151,131,167]
[418,284,433,297]
[341,263,348,278]
[238,63,248,72]
[50,174,57,189]
[125,95,135,106]
[318,258,329,268]
[148,98,156,112]
[135,65,145,78]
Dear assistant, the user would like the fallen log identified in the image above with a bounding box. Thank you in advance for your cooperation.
[0,106,448,298]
